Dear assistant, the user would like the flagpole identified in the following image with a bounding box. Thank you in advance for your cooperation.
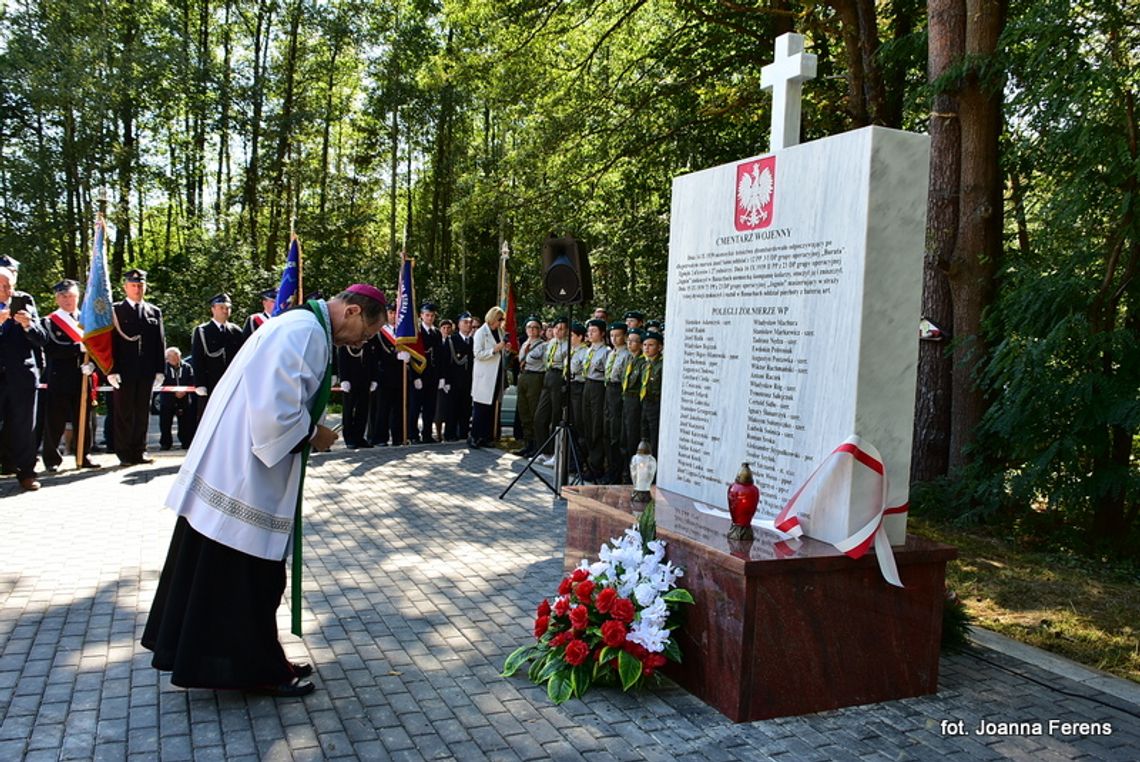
[75,352,91,469]
[494,240,510,442]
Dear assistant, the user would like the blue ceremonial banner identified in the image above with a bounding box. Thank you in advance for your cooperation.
[273,234,301,316]
[80,217,115,373]
[394,254,427,373]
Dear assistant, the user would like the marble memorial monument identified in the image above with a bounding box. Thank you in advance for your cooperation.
[657,33,930,576]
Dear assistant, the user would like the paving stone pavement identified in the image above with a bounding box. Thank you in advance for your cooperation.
[1,435,1138,761]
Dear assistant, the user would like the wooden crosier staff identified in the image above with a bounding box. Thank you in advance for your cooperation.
[493,240,510,441]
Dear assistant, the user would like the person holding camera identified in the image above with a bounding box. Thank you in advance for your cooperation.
[0,261,47,490]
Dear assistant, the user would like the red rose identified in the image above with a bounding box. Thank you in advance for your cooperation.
[623,642,649,660]
[574,580,595,601]
[569,604,589,631]
[611,597,635,623]
[534,615,550,639]
[537,599,551,618]
[601,619,627,648]
[571,568,589,583]
[564,639,590,666]
[553,597,570,617]
[595,588,617,613]
[550,631,572,648]
[642,653,667,676]
[558,577,573,596]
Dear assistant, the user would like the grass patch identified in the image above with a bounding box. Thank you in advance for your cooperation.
[910,517,1140,683]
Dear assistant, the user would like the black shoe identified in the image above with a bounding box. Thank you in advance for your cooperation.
[251,677,314,698]
[291,662,313,679]
[44,464,60,474]
[467,436,481,449]
[138,454,155,464]
[358,442,373,449]
[81,460,102,469]
[159,445,172,451]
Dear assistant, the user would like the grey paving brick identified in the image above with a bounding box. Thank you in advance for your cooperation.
[0,440,1137,762]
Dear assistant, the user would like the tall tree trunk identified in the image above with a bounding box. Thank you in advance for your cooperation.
[390,105,399,258]
[215,0,233,230]
[911,0,964,482]
[244,0,274,265]
[265,0,303,270]
[318,47,340,221]
[114,6,139,274]
[946,0,1006,470]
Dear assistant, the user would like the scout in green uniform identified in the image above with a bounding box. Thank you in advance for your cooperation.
[620,328,647,482]
[533,317,568,462]
[515,316,547,457]
[602,321,630,484]
[567,323,588,471]
[581,318,611,481]
[640,330,664,456]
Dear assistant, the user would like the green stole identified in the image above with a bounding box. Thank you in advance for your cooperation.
[291,300,334,636]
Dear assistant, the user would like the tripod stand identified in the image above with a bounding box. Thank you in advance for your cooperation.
[500,306,581,500]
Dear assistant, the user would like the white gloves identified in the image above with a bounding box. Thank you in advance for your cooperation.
[413,379,423,390]
[80,363,95,376]
[369,381,378,392]
[195,386,208,397]
[438,378,446,390]
[153,374,164,391]
[107,373,122,389]
[397,351,410,362]
[340,380,352,393]
[443,383,451,394]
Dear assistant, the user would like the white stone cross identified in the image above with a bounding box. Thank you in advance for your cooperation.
[760,32,818,152]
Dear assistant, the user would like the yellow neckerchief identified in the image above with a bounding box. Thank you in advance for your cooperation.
[546,340,559,368]
[640,353,661,400]
[622,353,642,393]
[605,344,623,380]
[585,342,605,377]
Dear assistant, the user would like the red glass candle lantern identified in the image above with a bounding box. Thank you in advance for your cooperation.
[727,462,760,540]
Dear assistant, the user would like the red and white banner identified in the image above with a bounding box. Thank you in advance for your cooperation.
[774,435,908,587]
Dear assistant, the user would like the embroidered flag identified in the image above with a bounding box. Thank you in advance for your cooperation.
[273,234,301,316]
[394,254,427,373]
[79,217,114,373]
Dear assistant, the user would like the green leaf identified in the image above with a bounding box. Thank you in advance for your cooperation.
[501,645,535,677]
[528,652,550,684]
[547,671,573,704]
[638,500,657,549]
[571,663,593,697]
[618,649,642,691]
[538,655,562,682]
[663,638,682,664]
[662,588,694,604]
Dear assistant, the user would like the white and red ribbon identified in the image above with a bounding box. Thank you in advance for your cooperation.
[774,435,908,587]
[49,310,85,349]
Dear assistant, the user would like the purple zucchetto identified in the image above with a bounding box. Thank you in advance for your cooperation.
[345,283,386,307]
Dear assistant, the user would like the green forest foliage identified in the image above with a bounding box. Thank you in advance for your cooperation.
[0,0,1135,551]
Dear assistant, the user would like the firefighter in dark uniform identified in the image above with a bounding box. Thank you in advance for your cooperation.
[444,312,475,441]
[109,268,166,466]
[40,279,100,472]
[410,302,442,443]
[370,305,405,445]
[337,338,379,449]
[0,259,47,489]
[159,346,197,450]
[241,288,277,338]
[639,330,664,456]
[190,293,245,412]
[620,328,646,482]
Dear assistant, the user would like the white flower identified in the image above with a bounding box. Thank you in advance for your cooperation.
[627,620,670,653]
[640,597,669,628]
[589,560,610,579]
[633,581,658,607]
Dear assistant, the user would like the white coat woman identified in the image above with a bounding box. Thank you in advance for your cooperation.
[469,305,508,447]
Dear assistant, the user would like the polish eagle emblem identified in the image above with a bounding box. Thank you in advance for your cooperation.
[734,157,776,231]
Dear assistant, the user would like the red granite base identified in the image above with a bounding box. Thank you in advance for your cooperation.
[563,485,957,722]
